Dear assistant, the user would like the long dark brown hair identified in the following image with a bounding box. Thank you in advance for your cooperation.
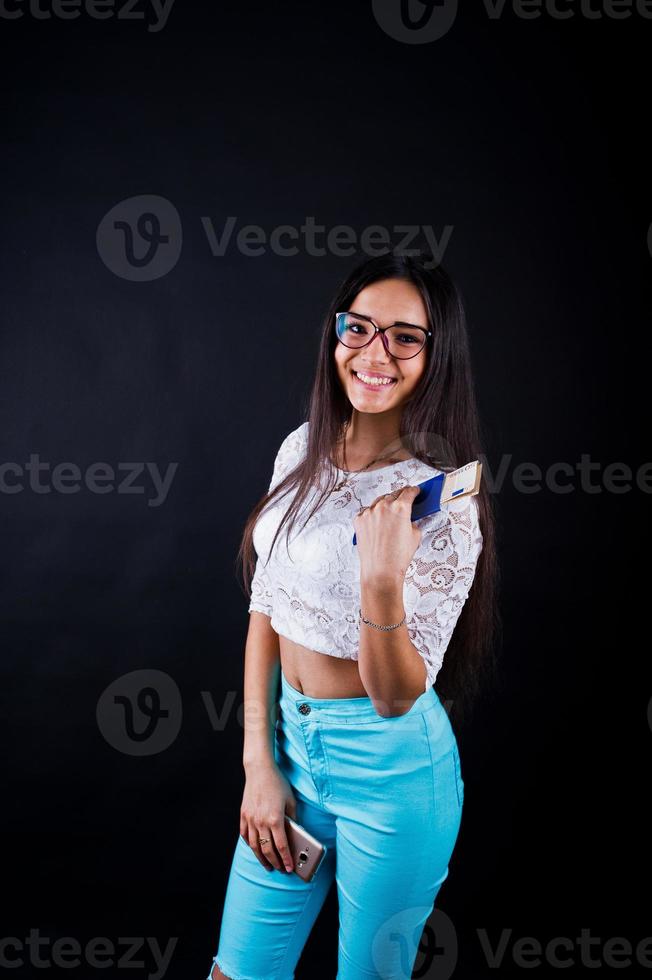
[236,251,502,723]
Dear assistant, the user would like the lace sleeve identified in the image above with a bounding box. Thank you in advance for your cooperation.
[247,422,308,617]
[248,557,274,617]
[404,493,483,692]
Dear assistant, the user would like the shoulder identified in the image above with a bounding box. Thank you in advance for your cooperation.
[277,420,309,456]
[270,420,309,489]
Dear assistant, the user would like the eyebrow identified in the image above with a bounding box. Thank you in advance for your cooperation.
[350,310,428,331]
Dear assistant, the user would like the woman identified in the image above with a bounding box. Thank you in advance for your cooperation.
[207,251,499,979]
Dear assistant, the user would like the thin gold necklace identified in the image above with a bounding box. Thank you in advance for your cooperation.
[332,422,403,492]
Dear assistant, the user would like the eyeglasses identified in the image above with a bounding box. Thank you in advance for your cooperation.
[335,311,431,360]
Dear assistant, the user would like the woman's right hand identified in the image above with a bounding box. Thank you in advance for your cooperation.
[240,761,297,873]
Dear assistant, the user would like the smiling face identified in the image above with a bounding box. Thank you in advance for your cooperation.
[334,277,430,412]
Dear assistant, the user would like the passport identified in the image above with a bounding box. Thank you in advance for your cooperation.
[352,460,482,546]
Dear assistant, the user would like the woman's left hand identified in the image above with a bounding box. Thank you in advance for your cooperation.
[353,485,423,586]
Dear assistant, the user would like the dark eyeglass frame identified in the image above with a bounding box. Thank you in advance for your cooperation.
[335,311,432,360]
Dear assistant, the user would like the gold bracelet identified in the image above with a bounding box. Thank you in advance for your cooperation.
[359,608,406,632]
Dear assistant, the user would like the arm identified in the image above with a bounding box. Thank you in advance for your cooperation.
[358,573,426,717]
[357,493,483,717]
[237,423,309,873]
[242,610,281,772]
[243,422,309,761]
[239,609,296,874]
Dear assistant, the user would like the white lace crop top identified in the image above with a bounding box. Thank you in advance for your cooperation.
[248,421,483,692]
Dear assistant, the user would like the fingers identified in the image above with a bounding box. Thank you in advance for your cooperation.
[244,817,294,873]
[367,485,421,509]
[245,822,274,871]
[272,817,294,873]
[392,484,421,500]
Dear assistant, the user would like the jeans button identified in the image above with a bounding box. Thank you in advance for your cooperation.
[298,703,311,715]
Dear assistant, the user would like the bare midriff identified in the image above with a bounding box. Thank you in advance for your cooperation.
[279,635,369,698]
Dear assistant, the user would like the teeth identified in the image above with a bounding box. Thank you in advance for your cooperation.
[355,371,395,386]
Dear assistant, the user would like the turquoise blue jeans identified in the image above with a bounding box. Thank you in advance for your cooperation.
[207,669,464,979]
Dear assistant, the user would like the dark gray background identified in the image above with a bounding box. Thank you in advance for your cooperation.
[0,2,648,977]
